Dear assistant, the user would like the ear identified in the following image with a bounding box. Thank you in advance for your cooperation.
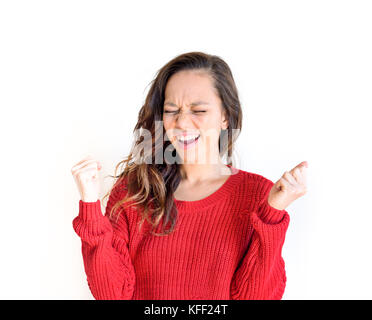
[221,110,229,130]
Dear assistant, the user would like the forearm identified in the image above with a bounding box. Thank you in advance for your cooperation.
[230,200,290,300]
[73,200,136,300]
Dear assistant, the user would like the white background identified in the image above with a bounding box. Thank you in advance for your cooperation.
[0,0,371,299]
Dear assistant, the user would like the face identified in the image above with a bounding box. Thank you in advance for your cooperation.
[162,70,228,164]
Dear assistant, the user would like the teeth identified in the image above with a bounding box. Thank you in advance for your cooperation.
[177,134,199,142]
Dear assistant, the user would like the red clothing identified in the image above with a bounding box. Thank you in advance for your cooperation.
[72,165,290,300]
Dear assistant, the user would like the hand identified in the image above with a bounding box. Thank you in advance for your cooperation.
[71,155,102,202]
[267,161,308,211]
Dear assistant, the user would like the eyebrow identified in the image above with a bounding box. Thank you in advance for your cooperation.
[164,101,210,107]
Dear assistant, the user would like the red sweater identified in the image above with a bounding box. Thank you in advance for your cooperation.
[72,165,290,300]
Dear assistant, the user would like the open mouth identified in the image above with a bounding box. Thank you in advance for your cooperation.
[176,134,200,148]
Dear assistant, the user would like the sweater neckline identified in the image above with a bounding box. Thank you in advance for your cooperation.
[173,164,242,211]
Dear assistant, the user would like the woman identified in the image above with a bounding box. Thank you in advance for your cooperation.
[71,51,307,300]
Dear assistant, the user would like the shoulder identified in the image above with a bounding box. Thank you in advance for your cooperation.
[105,177,133,215]
[110,176,130,200]
[237,168,275,190]
[234,168,275,208]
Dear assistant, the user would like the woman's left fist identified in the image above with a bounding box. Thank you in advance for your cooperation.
[267,161,308,211]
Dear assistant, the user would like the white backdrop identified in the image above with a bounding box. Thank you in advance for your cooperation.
[0,0,371,299]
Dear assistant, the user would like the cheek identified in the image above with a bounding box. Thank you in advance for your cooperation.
[190,115,211,129]
[162,120,176,143]
[162,117,172,130]
[197,116,222,136]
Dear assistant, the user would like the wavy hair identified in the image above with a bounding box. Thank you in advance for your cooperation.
[102,51,243,236]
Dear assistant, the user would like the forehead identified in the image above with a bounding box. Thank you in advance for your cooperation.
[164,70,219,103]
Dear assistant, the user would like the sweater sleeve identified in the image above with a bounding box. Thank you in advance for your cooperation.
[230,178,290,300]
[72,185,136,300]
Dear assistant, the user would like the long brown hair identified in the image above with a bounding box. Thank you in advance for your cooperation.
[102,51,243,236]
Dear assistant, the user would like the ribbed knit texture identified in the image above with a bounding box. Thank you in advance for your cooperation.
[72,165,290,300]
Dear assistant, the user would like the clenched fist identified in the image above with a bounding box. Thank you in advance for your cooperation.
[71,155,102,202]
[267,161,308,211]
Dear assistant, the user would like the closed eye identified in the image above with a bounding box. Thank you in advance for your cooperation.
[163,110,206,114]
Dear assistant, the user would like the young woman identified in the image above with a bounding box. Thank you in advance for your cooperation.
[71,52,308,300]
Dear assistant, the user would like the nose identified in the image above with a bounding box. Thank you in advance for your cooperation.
[174,109,195,129]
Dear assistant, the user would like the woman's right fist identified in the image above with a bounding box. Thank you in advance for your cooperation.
[71,155,102,202]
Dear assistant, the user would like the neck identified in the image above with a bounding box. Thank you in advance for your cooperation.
[179,158,230,184]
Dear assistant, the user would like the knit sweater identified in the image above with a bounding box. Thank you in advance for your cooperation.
[72,165,290,300]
